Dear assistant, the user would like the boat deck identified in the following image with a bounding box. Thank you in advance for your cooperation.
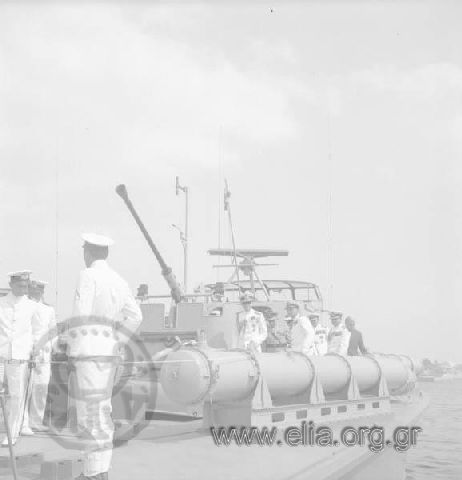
[0,397,427,480]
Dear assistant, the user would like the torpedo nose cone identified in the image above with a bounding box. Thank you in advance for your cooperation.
[160,350,211,405]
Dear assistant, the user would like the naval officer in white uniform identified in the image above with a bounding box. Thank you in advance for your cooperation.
[309,313,328,356]
[236,292,267,353]
[71,233,142,480]
[285,301,316,355]
[327,312,350,356]
[22,280,56,434]
[0,271,41,445]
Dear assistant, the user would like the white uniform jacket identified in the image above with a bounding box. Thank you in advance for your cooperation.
[0,293,41,360]
[236,308,267,351]
[287,314,316,355]
[34,302,57,363]
[314,324,328,355]
[70,260,142,357]
[327,324,351,356]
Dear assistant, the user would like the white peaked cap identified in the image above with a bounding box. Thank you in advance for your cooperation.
[81,233,115,247]
[8,270,32,281]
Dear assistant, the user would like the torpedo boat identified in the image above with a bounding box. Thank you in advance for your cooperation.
[0,185,428,480]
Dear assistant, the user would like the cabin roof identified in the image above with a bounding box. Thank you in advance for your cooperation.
[207,248,289,258]
[205,280,318,290]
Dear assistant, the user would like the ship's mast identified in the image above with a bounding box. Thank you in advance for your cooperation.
[327,110,334,311]
[55,143,59,311]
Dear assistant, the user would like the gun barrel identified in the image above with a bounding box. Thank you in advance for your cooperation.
[116,184,183,303]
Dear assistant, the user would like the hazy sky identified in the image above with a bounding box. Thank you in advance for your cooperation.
[1,1,461,362]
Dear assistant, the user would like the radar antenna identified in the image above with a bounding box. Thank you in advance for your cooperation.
[208,249,289,300]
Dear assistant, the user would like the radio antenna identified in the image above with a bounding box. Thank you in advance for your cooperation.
[224,179,241,290]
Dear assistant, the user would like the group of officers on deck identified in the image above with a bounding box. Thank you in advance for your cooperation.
[236,291,367,357]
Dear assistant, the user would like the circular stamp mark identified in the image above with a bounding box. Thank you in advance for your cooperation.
[27,315,155,451]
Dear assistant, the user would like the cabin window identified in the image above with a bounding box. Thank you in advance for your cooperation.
[272,413,285,422]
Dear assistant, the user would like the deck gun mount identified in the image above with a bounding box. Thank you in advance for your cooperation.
[116,184,183,303]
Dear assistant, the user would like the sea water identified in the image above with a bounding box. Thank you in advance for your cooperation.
[406,379,462,479]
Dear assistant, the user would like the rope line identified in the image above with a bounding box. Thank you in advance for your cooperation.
[0,356,253,367]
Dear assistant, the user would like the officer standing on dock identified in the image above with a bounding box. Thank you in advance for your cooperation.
[285,301,315,355]
[22,280,56,433]
[236,292,267,353]
[0,271,40,446]
[327,312,350,356]
[71,233,142,480]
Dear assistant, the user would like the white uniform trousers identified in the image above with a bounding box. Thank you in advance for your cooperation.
[23,362,51,429]
[70,358,117,477]
[2,363,30,439]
